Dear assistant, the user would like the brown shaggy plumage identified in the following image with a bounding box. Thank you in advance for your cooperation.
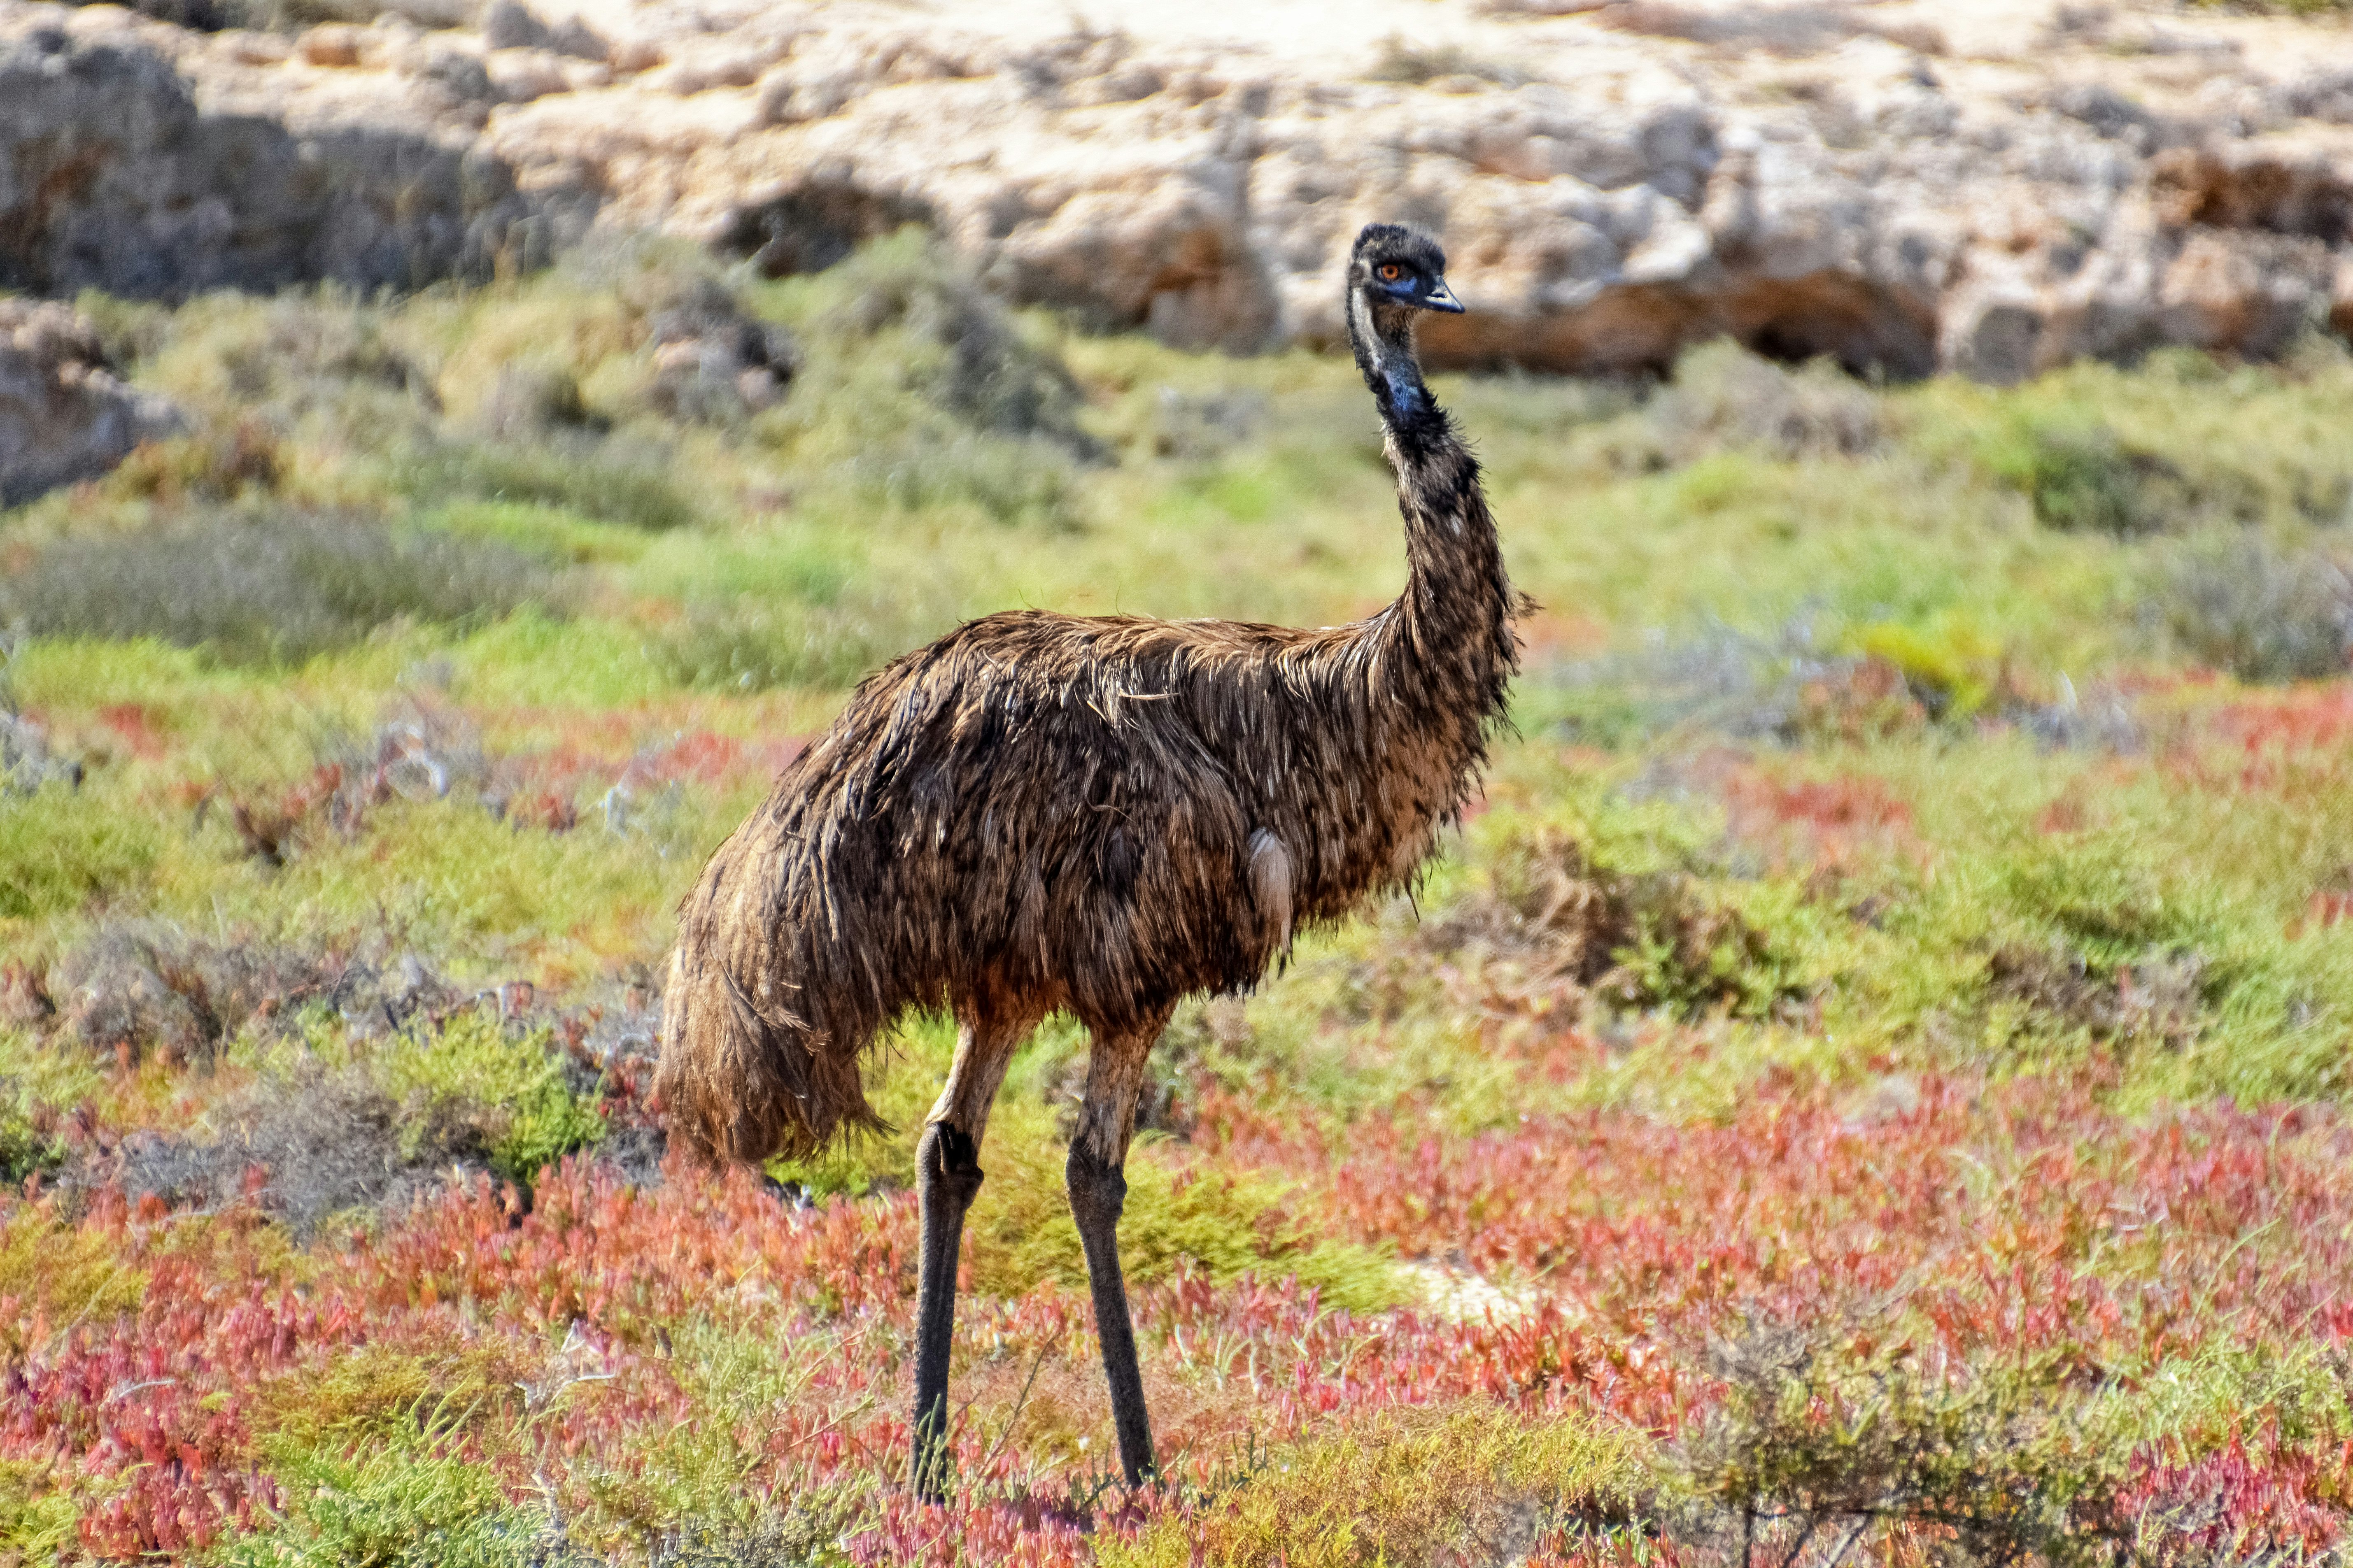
[659,224,1519,1170]
[661,221,1517,1494]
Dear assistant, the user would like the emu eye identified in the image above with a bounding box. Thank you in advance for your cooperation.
[1377,263,1405,283]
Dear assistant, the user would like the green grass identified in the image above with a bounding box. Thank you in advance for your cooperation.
[0,784,162,921]
[369,1009,607,1184]
[573,1318,874,1547]
[211,1416,552,1568]
[0,509,564,666]
[766,1012,1409,1312]
[966,1137,1410,1314]
[10,230,2353,1561]
[11,250,2353,1113]
[0,1205,149,1326]
[1102,1406,1656,1568]
[0,1456,78,1563]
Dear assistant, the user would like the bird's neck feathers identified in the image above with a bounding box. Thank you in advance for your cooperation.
[1349,289,1437,435]
[1344,286,1519,731]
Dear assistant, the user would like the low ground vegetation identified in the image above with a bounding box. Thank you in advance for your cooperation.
[5,235,2353,1561]
[0,509,559,667]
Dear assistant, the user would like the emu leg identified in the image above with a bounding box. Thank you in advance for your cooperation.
[1068,1018,1167,1487]
[911,1119,983,1501]
[1067,1140,1155,1485]
[909,997,1040,1502]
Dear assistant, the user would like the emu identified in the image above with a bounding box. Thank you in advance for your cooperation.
[657,222,1519,1498]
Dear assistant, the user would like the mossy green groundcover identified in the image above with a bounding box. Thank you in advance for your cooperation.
[4,236,2353,1561]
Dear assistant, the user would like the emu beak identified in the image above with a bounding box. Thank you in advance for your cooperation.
[1423,279,1465,314]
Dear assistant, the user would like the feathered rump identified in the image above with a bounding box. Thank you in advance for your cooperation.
[655,561,1516,1171]
[654,831,888,1169]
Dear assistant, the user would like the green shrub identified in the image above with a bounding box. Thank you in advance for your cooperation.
[0,1028,101,1138]
[0,1105,62,1187]
[212,1417,552,1568]
[396,439,694,532]
[0,1208,149,1326]
[654,584,962,692]
[373,1008,605,1185]
[0,509,559,666]
[0,1456,77,1562]
[846,433,1082,529]
[1104,1405,1653,1568]
[1995,835,2209,960]
[0,788,160,920]
[578,1320,871,1549]
[472,366,604,442]
[1667,1316,2353,1567]
[214,292,435,403]
[2157,537,2353,682]
[0,981,70,1186]
[1674,1321,2136,1567]
[101,423,284,504]
[2022,423,2174,535]
[218,1316,578,1566]
[255,1338,538,1452]
[965,1135,1410,1314]
[1641,339,1884,464]
[1982,417,2241,537]
[1428,826,1813,1023]
[128,287,440,443]
[804,230,1097,456]
[1847,618,2001,719]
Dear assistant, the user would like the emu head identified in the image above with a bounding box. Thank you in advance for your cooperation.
[1348,223,1463,349]
[1347,225,1462,404]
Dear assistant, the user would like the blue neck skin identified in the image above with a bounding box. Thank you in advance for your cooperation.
[1349,288,1433,432]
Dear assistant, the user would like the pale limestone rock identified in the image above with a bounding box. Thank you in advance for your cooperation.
[4,0,2353,379]
[484,44,570,103]
[0,1,580,296]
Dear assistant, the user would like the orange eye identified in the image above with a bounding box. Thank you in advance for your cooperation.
[1377,263,1404,282]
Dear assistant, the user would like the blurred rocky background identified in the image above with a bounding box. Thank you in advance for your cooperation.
[2,0,2350,397]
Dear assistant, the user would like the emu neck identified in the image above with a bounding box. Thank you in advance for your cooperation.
[1350,293,1431,424]
[1347,291,1517,733]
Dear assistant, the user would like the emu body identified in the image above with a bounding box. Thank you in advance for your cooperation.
[657,223,1518,1496]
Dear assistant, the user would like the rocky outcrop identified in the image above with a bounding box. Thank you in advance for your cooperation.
[0,2,582,298]
[0,299,185,505]
[5,0,2353,381]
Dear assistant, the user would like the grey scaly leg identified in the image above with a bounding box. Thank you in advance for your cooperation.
[908,1000,1037,1501]
[1067,1015,1168,1486]
[1067,1139,1155,1483]
[911,1119,983,1501]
